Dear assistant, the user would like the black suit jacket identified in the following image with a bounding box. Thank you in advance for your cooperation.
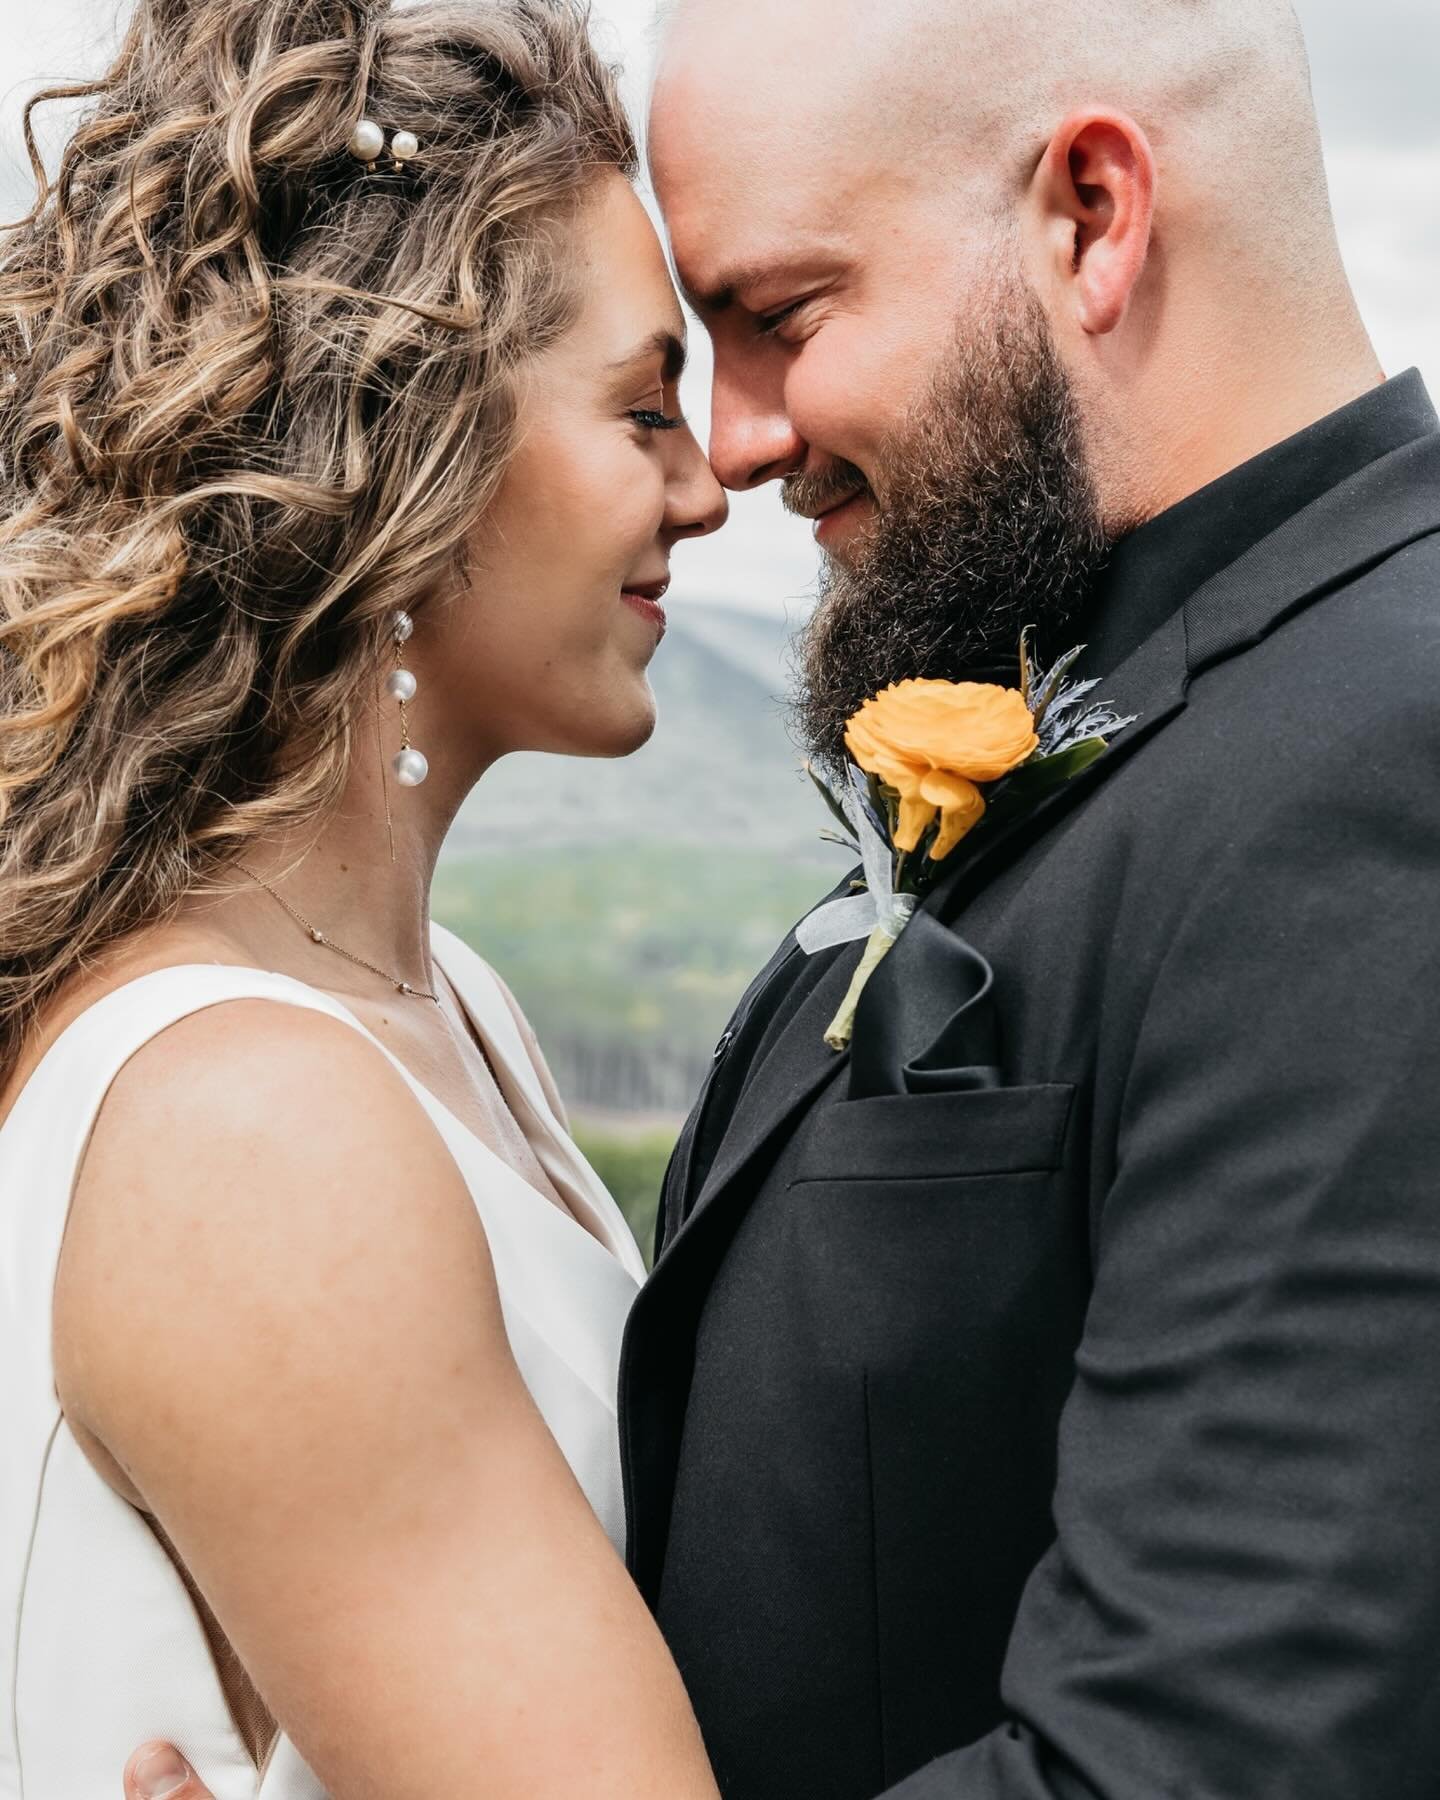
[618,373,1440,1800]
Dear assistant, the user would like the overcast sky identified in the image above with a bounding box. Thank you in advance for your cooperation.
[3,0,1437,619]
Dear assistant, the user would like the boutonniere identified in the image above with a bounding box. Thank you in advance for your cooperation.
[798,634,1137,1051]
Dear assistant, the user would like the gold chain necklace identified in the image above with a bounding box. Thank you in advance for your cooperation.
[238,864,441,1004]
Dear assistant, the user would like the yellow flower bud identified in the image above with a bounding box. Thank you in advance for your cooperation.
[845,678,1037,860]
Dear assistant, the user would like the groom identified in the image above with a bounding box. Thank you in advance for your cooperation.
[128,0,1440,1795]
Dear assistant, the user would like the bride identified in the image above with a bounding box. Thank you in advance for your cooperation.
[0,0,730,1793]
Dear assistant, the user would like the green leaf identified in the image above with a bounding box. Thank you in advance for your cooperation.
[1041,736,1110,780]
[1019,626,1036,710]
[806,761,855,836]
[986,736,1109,817]
[866,771,900,840]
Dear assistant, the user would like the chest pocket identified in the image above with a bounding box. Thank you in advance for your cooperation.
[786,1081,1075,1188]
[776,1080,1087,1783]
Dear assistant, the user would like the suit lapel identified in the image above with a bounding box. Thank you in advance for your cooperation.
[848,606,1190,1069]
[656,869,864,1253]
[935,609,1189,919]
[1184,428,1440,672]
[655,939,859,1254]
[655,935,803,1257]
[920,428,1440,933]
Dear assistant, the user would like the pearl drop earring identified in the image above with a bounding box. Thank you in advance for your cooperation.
[388,610,429,787]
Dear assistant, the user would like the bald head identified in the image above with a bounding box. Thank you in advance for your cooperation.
[649,0,1378,541]
[655,0,1330,273]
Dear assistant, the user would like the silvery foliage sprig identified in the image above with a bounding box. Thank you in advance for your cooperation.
[978,633,1137,823]
[812,632,1138,866]
[1025,638,1137,756]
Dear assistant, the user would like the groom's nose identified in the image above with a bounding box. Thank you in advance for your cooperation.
[707,354,805,491]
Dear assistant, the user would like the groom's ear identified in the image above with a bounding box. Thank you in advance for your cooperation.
[1030,110,1156,338]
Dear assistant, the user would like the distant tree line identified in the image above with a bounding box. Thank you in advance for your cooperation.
[545,1032,715,1115]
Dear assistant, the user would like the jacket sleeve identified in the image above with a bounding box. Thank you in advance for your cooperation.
[884,714,1440,1799]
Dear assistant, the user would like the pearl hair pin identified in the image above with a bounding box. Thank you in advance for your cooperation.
[347,118,384,167]
[346,118,422,173]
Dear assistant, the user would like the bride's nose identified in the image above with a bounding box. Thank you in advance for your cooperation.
[665,437,729,541]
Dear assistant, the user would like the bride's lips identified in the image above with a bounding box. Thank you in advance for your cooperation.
[621,581,668,640]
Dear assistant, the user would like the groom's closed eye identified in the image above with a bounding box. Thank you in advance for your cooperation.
[755,300,807,337]
[679,251,841,320]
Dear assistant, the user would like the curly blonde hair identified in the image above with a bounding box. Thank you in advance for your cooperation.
[0,0,636,1073]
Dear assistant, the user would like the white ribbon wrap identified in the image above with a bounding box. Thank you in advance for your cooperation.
[795,777,918,955]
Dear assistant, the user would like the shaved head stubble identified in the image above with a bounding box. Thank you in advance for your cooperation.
[792,276,1110,772]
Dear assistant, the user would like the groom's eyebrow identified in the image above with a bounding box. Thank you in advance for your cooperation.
[682,268,763,315]
[609,330,688,382]
[682,253,841,318]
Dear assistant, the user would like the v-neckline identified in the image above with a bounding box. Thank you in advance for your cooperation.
[306,929,644,1282]
[423,934,638,1270]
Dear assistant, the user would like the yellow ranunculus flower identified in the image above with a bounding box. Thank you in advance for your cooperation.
[845,678,1038,860]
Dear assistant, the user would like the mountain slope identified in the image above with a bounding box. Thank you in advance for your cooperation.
[446,600,825,860]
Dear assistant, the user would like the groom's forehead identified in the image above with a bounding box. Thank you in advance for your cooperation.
[652,141,861,314]
[648,81,891,302]
[647,2,969,280]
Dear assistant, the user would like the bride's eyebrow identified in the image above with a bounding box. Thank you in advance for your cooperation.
[607,330,687,383]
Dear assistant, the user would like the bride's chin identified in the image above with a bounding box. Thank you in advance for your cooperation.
[492,670,658,762]
[561,686,658,761]
[600,694,659,759]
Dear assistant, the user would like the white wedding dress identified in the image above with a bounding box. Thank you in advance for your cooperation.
[0,922,647,1798]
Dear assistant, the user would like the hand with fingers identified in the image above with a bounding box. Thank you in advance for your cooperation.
[124,1742,213,1800]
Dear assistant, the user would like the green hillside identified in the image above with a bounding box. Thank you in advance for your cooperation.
[434,841,833,1114]
[446,601,825,858]
[434,600,841,1248]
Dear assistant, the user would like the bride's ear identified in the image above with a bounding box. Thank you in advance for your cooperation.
[1031,110,1157,338]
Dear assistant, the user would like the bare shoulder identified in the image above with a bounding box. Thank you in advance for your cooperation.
[87,990,411,1150]
[55,994,504,1491]
[0,918,244,1130]
[72,994,455,1217]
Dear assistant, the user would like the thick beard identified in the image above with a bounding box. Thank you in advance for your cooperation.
[792,280,1110,773]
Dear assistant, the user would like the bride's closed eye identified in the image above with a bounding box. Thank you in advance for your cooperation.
[629,405,684,432]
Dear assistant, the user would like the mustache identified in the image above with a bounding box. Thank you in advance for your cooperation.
[781,461,870,521]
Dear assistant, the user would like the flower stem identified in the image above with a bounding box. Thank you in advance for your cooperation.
[824,923,900,1052]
